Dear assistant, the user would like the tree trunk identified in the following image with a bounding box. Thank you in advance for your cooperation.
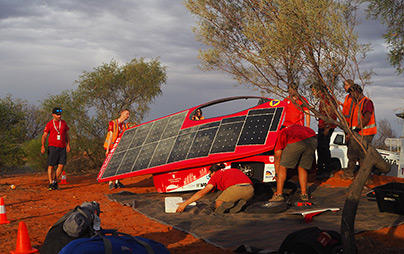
[341,145,390,253]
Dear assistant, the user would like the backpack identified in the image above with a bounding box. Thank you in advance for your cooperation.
[59,229,170,254]
[278,227,343,254]
[40,201,101,254]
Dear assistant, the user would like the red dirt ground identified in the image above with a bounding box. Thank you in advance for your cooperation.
[1,171,404,253]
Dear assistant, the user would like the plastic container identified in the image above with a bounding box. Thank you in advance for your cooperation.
[374,182,404,215]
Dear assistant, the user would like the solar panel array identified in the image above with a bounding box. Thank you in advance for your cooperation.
[100,107,283,179]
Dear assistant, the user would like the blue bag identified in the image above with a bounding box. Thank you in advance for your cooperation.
[59,229,170,254]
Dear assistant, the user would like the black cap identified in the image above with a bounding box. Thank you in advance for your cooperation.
[52,107,63,115]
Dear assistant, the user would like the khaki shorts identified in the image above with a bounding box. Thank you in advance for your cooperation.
[280,137,317,170]
[216,184,254,203]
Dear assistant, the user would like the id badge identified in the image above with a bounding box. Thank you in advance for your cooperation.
[57,135,61,140]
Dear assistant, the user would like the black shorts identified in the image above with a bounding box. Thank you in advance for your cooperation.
[48,146,67,166]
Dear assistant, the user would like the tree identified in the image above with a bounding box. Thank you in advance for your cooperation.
[373,119,396,149]
[363,0,404,74]
[41,58,167,170]
[0,96,28,167]
[185,0,388,252]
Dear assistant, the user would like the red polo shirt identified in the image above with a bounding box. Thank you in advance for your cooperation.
[44,119,69,148]
[282,96,309,127]
[274,124,316,151]
[207,168,252,191]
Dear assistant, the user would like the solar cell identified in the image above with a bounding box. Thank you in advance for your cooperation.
[100,105,284,180]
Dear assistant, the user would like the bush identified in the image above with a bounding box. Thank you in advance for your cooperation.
[23,138,47,171]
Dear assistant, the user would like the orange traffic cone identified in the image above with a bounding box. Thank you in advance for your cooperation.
[0,197,10,224]
[60,171,67,185]
[10,221,38,254]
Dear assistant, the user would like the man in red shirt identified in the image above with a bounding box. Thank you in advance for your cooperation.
[312,85,337,179]
[41,107,70,190]
[265,125,316,207]
[282,87,311,128]
[176,163,254,214]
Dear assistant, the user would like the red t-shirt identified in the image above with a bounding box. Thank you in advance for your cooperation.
[318,95,337,129]
[274,124,316,151]
[282,96,309,127]
[108,120,126,136]
[207,168,252,191]
[44,119,69,148]
[361,98,374,115]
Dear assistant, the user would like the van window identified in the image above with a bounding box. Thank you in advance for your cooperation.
[333,134,345,145]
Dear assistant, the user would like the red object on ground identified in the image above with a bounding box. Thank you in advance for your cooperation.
[0,197,10,224]
[10,221,38,254]
[60,171,67,185]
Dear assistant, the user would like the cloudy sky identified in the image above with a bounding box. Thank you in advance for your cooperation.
[0,0,403,134]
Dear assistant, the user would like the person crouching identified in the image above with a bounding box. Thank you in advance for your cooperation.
[176,163,254,214]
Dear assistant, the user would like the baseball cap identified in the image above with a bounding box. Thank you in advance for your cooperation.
[52,107,63,115]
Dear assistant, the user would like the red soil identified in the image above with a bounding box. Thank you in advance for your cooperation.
[0,171,403,253]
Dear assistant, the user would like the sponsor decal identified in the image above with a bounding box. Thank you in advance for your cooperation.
[269,156,274,163]
[269,100,280,107]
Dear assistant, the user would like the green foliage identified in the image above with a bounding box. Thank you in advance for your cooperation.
[0,96,28,167]
[40,58,167,171]
[363,0,404,74]
[23,138,47,171]
[185,0,370,131]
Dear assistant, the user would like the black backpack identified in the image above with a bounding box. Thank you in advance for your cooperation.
[40,201,101,254]
[278,227,343,254]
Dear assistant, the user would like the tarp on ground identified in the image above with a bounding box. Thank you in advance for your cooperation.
[107,185,404,252]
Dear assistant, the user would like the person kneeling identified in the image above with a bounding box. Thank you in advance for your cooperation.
[265,124,317,207]
[176,163,254,214]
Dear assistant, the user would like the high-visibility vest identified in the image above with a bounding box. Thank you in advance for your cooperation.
[350,96,377,136]
[103,120,128,150]
[342,94,354,125]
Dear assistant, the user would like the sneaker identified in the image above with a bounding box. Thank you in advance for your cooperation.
[229,199,247,214]
[53,181,59,190]
[48,183,54,191]
[116,180,125,188]
[300,193,309,202]
[294,193,313,207]
[268,193,285,202]
[109,182,115,190]
[215,202,235,214]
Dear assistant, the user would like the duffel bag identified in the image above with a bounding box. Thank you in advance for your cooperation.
[59,229,170,254]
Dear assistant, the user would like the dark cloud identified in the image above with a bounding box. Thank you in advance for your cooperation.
[0,0,402,132]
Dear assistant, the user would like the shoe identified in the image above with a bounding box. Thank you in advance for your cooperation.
[116,180,125,188]
[53,181,59,190]
[294,193,313,207]
[268,193,285,202]
[48,183,54,191]
[109,182,115,190]
[229,200,247,214]
[215,202,235,214]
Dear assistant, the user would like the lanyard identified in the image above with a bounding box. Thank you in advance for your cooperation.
[53,120,61,135]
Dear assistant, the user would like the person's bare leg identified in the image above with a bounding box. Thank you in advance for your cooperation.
[276,165,288,195]
[48,166,54,183]
[55,164,64,182]
[297,166,308,195]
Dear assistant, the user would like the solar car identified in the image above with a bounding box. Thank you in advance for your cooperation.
[97,96,286,192]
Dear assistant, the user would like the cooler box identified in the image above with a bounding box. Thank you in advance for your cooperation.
[374,182,404,215]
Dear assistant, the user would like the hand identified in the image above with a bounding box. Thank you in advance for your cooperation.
[105,149,109,157]
[176,202,187,213]
[41,145,45,154]
[66,144,71,153]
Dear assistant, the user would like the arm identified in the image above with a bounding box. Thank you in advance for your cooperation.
[176,184,214,213]
[66,132,71,153]
[105,131,113,156]
[304,109,310,127]
[274,149,282,180]
[361,112,372,128]
[41,131,48,154]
